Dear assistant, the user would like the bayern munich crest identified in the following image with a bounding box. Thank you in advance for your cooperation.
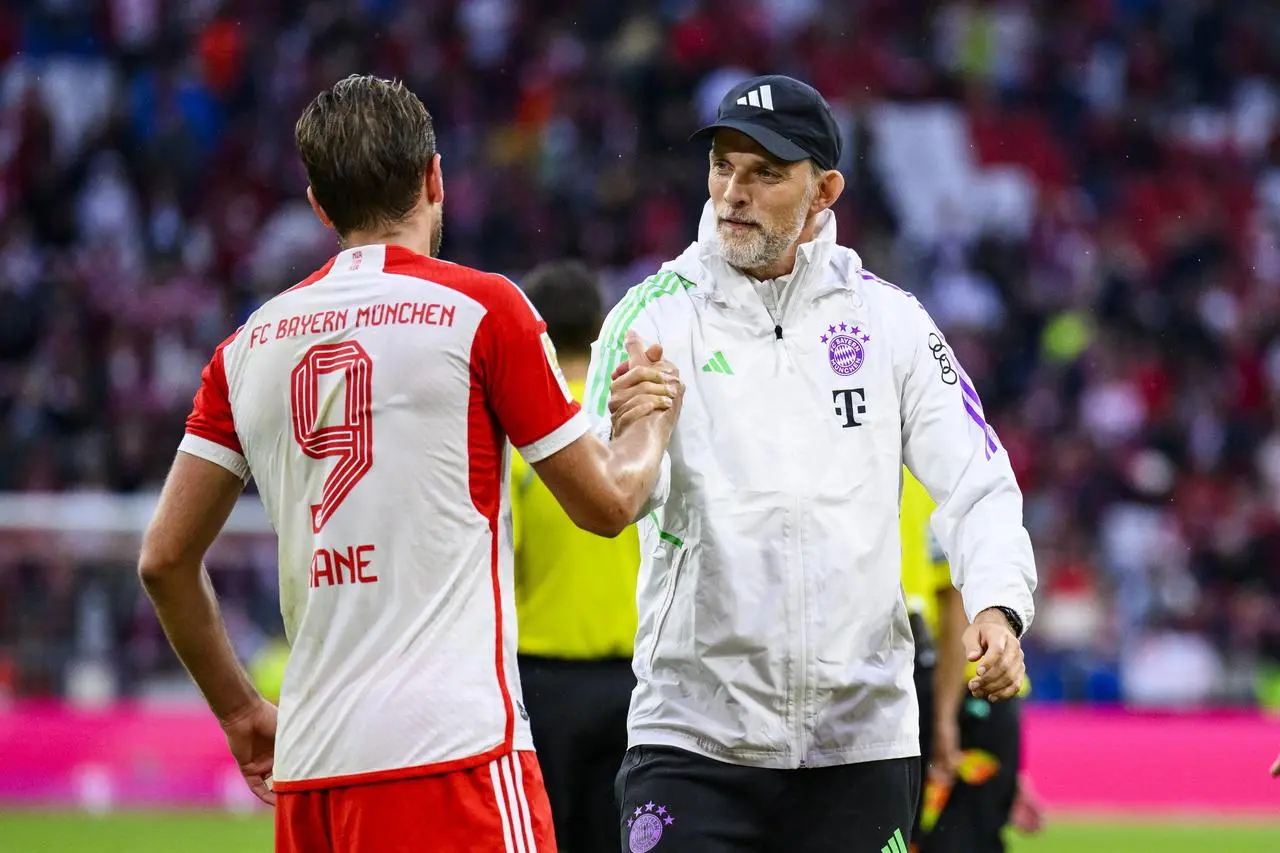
[627,802,674,852]
[821,321,869,376]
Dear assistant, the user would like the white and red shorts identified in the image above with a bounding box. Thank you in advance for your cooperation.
[276,750,556,853]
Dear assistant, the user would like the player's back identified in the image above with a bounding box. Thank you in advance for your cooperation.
[183,244,587,790]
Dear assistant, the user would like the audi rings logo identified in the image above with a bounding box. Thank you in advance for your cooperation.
[928,333,957,385]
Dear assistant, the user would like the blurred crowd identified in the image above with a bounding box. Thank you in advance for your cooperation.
[2,0,1280,708]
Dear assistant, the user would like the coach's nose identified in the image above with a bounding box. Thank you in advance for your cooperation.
[722,172,750,208]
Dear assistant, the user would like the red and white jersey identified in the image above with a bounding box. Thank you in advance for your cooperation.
[180,244,588,791]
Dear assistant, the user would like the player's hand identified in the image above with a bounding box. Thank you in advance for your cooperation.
[609,331,682,436]
[1008,773,1046,834]
[1271,751,1280,778]
[613,386,684,436]
[963,608,1024,701]
[220,697,278,806]
[929,712,963,784]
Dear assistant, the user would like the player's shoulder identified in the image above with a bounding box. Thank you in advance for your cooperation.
[257,246,530,337]
[239,253,343,327]
[381,247,522,311]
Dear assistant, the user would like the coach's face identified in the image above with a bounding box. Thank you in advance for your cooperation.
[709,130,816,274]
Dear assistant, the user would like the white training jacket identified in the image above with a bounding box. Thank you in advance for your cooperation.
[583,201,1037,769]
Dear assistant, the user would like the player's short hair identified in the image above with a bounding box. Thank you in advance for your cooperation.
[295,75,436,237]
[521,260,603,357]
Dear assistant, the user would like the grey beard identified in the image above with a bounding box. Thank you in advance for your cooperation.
[720,219,802,271]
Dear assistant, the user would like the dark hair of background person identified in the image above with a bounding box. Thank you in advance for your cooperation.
[521,260,604,358]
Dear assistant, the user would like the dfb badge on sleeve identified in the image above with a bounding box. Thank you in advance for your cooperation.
[540,332,574,403]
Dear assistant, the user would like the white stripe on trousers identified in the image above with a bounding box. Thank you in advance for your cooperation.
[489,759,520,853]
[498,756,532,853]
[509,754,538,852]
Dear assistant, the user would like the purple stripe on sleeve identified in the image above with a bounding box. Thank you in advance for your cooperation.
[962,398,999,459]
[858,271,926,307]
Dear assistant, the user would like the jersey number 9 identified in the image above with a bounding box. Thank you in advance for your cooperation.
[290,342,375,532]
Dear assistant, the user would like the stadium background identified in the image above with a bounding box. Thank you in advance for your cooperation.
[0,0,1278,849]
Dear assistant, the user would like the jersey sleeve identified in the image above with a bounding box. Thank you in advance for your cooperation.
[178,331,251,481]
[475,280,589,464]
[892,291,1037,633]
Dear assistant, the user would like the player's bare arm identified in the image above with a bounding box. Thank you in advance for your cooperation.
[932,585,968,777]
[534,332,683,538]
[138,452,277,805]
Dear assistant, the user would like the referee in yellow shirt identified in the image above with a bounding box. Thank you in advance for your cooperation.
[513,260,641,853]
[901,470,1043,853]
[901,469,953,848]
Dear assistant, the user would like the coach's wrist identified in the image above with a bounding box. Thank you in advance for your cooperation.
[976,606,1023,638]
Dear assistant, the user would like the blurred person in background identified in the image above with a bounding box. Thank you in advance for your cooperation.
[512,259,642,853]
[898,468,946,850]
[901,470,1045,853]
[591,74,1036,852]
[137,74,682,853]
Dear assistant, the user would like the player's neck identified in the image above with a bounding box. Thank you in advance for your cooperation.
[559,355,589,383]
[342,212,439,259]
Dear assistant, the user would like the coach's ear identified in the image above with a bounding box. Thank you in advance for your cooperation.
[306,186,334,230]
[424,153,444,206]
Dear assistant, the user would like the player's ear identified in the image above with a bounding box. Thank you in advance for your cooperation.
[424,153,444,206]
[306,186,334,230]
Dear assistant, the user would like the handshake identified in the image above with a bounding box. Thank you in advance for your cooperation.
[608,330,685,437]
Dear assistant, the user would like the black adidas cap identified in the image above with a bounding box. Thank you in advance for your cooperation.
[690,75,842,171]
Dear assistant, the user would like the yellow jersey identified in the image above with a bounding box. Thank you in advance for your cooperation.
[510,378,639,659]
[900,469,951,639]
[901,469,1031,695]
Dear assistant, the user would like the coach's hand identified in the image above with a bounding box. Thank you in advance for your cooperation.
[964,608,1024,702]
[609,330,682,437]
[220,697,278,806]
